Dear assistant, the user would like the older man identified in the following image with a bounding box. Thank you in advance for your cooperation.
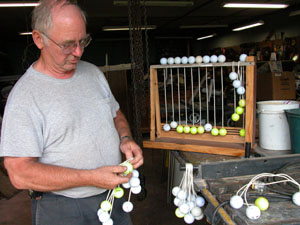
[0,0,143,224]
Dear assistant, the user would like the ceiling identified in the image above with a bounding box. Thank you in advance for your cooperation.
[0,0,299,41]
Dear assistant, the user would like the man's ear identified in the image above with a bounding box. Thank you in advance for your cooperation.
[32,30,44,50]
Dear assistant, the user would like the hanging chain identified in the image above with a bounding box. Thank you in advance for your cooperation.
[128,0,145,147]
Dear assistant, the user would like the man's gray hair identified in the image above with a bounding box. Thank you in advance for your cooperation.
[31,0,87,33]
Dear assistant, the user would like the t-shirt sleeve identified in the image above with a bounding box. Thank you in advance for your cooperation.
[0,104,43,157]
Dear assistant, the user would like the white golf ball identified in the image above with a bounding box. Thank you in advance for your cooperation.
[103,218,113,225]
[122,182,131,189]
[163,123,171,131]
[292,192,300,206]
[170,121,178,129]
[239,53,247,62]
[202,55,210,63]
[233,80,241,88]
[229,71,238,80]
[195,214,204,220]
[191,206,202,217]
[218,55,226,63]
[188,56,196,64]
[204,123,212,132]
[195,56,203,63]
[172,186,181,196]
[181,56,188,64]
[210,55,218,63]
[246,205,261,220]
[132,169,139,178]
[98,211,110,223]
[184,213,195,224]
[97,208,104,217]
[187,201,195,210]
[167,57,175,64]
[230,195,244,209]
[122,201,133,213]
[160,57,167,65]
[174,197,181,206]
[131,185,142,194]
[179,203,190,214]
[129,177,140,187]
[177,190,187,200]
[196,196,205,207]
[237,86,245,95]
[174,57,181,64]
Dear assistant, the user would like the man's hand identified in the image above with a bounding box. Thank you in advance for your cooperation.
[120,138,143,169]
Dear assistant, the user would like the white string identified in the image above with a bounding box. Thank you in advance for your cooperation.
[221,67,224,127]
[184,68,188,125]
[177,68,181,124]
[170,68,175,121]
[163,68,168,124]
[242,66,245,129]
[198,67,202,126]
[213,66,216,127]
[191,68,195,126]
[205,67,209,123]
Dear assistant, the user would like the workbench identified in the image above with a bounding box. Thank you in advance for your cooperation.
[169,150,300,225]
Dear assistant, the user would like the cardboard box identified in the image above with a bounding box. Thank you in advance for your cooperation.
[257,72,296,101]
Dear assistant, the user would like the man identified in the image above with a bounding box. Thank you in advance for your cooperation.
[0,0,143,224]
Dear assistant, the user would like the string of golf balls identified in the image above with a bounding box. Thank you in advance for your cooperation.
[229,172,300,220]
[172,163,206,224]
[161,54,248,137]
[97,158,141,224]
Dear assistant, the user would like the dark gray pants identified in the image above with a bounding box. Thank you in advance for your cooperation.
[31,192,133,225]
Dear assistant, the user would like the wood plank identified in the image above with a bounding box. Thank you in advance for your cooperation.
[150,67,156,140]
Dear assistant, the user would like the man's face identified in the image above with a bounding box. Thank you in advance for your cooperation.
[42,5,87,74]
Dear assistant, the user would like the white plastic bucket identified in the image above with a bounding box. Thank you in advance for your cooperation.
[257,100,300,150]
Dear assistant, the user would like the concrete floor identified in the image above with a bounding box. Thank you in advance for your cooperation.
[0,149,209,225]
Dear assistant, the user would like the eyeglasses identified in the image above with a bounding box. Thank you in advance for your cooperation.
[41,32,92,54]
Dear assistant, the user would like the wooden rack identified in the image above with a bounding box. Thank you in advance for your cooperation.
[143,56,257,156]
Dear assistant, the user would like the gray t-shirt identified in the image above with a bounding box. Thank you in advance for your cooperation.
[0,60,122,198]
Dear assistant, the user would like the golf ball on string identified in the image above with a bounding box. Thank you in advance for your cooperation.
[122,162,133,176]
[122,182,131,189]
[237,86,245,95]
[175,208,185,218]
[181,56,188,64]
[197,126,205,134]
[229,71,238,80]
[239,99,246,107]
[179,203,190,214]
[174,57,181,64]
[188,56,196,64]
[129,177,140,187]
[191,206,202,217]
[211,128,219,136]
[174,197,181,206]
[231,113,240,122]
[255,197,269,211]
[183,125,190,133]
[195,56,203,63]
[190,126,198,134]
[163,123,171,131]
[101,200,112,211]
[103,218,113,225]
[233,80,241,88]
[210,55,218,63]
[160,57,167,65]
[230,195,244,209]
[218,55,226,63]
[170,121,178,129]
[172,186,181,196]
[184,213,195,224]
[239,53,247,62]
[132,169,139,178]
[195,214,204,221]
[202,55,210,63]
[246,205,261,220]
[219,128,227,136]
[122,201,133,213]
[131,185,142,194]
[177,190,187,200]
[240,129,245,137]
[97,208,104,217]
[292,192,300,206]
[187,201,195,210]
[196,196,205,207]
[235,106,244,115]
[176,125,184,133]
[98,211,110,223]
[114,187,124,198]
[204,123,212,132]
[167,57,175,64]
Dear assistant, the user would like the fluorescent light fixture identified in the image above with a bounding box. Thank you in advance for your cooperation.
[19,32,32,35]
[0,2,39,7]
[289,10,300,17]
[223,3,288,9]
[233,20,264,31]
[114,1,194,7]
[196,34,215,40]
[103,25,156,31]
[180,24,228,29]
